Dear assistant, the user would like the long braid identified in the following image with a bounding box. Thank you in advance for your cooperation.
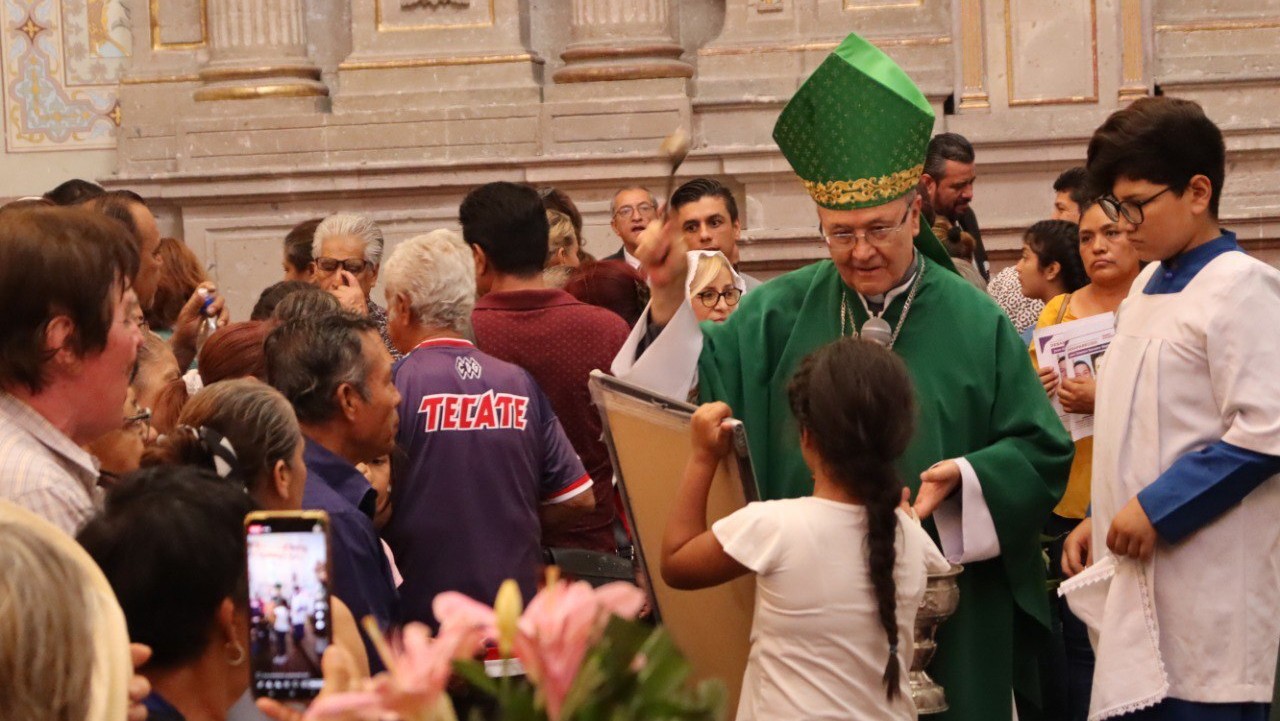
[788,337,916,701]
[864,460,903,699]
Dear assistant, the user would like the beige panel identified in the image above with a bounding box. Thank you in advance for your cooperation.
[152,0,208,48]
[1005,0,1098,105]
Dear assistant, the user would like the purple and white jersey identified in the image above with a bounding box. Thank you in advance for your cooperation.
[386,338,591,627]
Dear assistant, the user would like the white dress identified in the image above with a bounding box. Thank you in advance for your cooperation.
[713,499,950,720]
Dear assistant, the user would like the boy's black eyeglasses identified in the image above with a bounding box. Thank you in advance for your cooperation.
[1098,186,1171,226]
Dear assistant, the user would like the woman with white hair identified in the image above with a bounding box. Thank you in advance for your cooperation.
[379,229,594,632]
[311,213,400,359]
[1,500,137,721]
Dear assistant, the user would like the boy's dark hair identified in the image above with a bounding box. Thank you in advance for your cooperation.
[1086,96,1226,216]
[0,207,140,392]
[1024,219,1088,292]
[787,338,916,701]
[670,178,739,223]
[251,280,315,321]
[458,182,549,277]
[1053,166,1092,209]
[77,466,255,670]
[43,178,105,206]
[924,132,975,179]
[283,217,323,273]
[264,313,378,425]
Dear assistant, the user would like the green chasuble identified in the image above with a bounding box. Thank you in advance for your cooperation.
[695,254,1073,721]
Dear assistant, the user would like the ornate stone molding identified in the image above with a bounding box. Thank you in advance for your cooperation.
[553,0,693,83]
[196,0,328,102]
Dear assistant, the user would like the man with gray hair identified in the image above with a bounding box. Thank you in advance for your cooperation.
[264,311,402,670]
[380,229,594,629]
[604,186,658,270]
[312,212,401,359]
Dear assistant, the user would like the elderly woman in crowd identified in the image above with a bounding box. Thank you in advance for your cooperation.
[1,499,140,721]
[145,379,307,511]
[143,379,369,720]
[311,213,399,359]
[686,249,745,324]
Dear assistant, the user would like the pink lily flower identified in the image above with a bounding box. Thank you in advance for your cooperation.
[303,622,481,721]
[433,574,647,721]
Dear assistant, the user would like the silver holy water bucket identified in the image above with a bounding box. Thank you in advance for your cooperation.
[911,564,963,715]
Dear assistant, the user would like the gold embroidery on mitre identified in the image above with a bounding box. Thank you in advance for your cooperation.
[803,164,924,207]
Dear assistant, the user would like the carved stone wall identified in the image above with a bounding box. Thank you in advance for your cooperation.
[9,0,1279,318]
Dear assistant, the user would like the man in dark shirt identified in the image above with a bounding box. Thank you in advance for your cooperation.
[921,132,988,280]
[264,312,402,670]
[463,182,628,554]
[604,185,657,270]
[379,229,594,627]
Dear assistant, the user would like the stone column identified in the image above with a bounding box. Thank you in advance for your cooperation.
[194,0,328,102]
[553,0,693,83]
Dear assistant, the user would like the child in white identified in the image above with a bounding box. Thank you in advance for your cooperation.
[663,338,950,720]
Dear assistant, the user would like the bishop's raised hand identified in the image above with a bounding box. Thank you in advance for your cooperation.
[634,209,689,327]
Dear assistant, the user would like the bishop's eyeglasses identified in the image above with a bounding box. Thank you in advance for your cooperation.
[821,205,912,249]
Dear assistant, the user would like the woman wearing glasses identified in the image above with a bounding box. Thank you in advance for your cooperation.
[686,250,746,324]
[86,387,155,487]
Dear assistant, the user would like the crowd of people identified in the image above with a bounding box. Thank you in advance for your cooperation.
[2,30,1279,721]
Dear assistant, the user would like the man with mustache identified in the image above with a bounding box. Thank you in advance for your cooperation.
[613,32,1072,721]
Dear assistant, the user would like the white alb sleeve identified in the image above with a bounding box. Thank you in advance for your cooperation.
[609,299,703,400]
[931,457,1001,564]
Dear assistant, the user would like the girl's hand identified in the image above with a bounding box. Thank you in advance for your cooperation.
[1058,376,1096,414]
[690,402,734,460]
[1037,366,1060,398]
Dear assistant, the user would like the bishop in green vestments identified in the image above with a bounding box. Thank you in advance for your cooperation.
[612,33,1073,721]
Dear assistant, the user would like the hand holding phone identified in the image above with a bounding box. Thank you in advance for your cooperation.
[245,511,333,701]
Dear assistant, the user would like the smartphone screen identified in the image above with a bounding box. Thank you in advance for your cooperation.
[245,511,332,700]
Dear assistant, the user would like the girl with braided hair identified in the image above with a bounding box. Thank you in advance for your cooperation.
[663,337,949,719]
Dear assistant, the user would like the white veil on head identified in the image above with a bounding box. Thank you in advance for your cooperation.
[684,249,746,299]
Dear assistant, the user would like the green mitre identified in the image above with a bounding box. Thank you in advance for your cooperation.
[773,32,954,272]
[774,32,934,210]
